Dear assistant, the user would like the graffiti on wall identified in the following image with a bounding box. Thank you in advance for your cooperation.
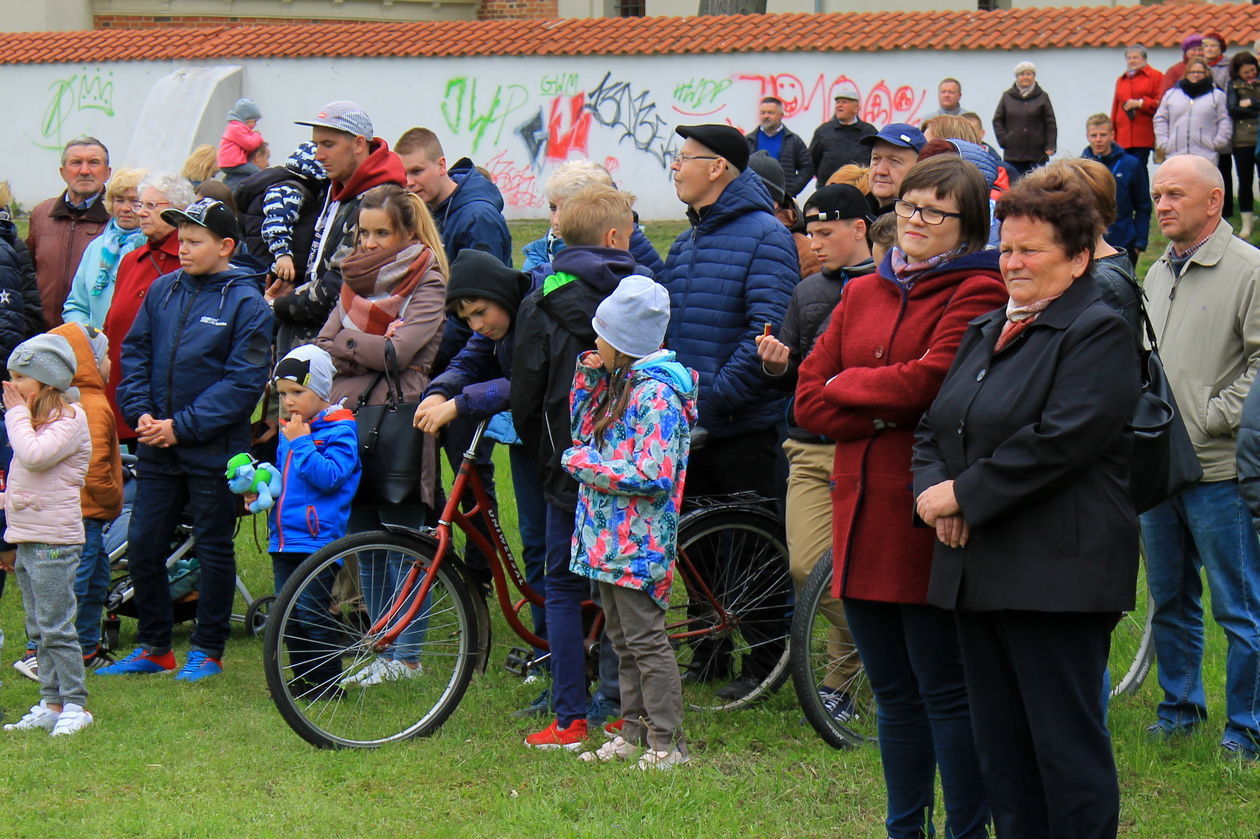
[36,68,115,150]
[433,69,926,210]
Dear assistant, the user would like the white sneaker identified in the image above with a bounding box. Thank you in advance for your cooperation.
[359,658,422,687]
[12,652,38,682]
[636,749,690,771]
[578,735,638,763]
[4,700,59,732]
[339,657,391,687]
[50,703,93,736]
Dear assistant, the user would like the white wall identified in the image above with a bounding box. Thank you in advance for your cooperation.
[0,0,92,32]
[2,46,1180,220]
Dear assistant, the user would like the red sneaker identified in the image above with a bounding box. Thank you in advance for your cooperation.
[603,718,624,739]
[524,718,589,751]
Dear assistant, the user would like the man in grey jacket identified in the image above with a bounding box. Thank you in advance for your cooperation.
[1142,154,1260,762]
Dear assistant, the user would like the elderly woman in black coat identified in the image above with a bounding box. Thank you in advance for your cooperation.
[912,166,1141,839]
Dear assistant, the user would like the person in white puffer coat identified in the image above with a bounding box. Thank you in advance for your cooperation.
[1155,58,1232,164]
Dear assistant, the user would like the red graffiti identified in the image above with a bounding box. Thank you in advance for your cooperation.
[485,151,545,209]
[545,93,591,161]
[602,156,620,175]
[736,73,926,126]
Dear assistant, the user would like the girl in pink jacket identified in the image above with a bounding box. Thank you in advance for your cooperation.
[0,334,93,736]
[218,98,266,187]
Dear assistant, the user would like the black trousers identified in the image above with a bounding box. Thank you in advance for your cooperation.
[954,609,1121,839]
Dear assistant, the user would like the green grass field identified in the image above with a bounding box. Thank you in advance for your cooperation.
[0,217,1254,838]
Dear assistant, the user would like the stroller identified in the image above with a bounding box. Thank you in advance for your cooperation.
[101,454,274,651]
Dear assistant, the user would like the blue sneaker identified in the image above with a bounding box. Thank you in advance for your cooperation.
[512,687,552,718]
[175,651,223,682]
[95,647,178,675]
[585,691,621,725]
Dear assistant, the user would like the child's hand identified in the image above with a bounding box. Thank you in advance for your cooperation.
[754,334,790,375]
[413,395,457,435]
[272,255,295,283]
[282,411,310,440]
[138,418,177,448]
[1,381,28,412]
[0,549,14,573]
[384,319,405,339]
[243,492,259,507]
[579,351,603,370]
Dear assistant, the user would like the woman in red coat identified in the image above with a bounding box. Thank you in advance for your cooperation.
[1111,45,1165,167]
[795,155,1007,839]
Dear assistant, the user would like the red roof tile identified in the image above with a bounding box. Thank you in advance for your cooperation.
[0,4,1257,65]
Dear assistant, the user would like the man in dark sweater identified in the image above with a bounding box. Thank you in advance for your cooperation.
[808,87,877,187]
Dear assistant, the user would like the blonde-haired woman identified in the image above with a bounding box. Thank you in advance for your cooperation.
[62,167,148,329]
[180,145,219,188]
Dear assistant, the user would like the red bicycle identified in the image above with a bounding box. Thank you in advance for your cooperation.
[262,422,793,748]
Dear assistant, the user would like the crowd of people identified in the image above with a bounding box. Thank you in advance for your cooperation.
[0,31,1256,837]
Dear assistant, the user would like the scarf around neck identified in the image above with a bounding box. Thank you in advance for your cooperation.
[994,292,1063,353]
[92,218,146,296]
[338,241,433,334]
[1179,76,1215,98]
[888,245,965,291]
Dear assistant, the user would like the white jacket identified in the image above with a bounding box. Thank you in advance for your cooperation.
[1154,85,1232,163]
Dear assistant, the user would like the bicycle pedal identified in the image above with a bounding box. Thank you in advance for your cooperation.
[504,646,533,677]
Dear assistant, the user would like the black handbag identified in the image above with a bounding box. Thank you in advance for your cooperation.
[352,340,425,507]
[1128,300,1203,513]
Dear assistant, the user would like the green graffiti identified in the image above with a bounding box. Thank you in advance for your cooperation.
[36,68,115,151]
[440,77,530,154]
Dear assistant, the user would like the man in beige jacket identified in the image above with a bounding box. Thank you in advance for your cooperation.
[1142,154,1260,762]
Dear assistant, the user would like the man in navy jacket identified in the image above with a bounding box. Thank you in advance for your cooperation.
[1082,114,1152,267]
[661,124,799,697]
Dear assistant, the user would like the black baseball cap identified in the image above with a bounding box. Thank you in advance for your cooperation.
[161,197,242,243]
[803,184,871,223]
[675,124,749,172]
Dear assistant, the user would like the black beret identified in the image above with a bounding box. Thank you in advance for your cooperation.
[675,123,749,172]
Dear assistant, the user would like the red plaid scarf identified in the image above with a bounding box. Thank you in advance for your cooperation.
[338,242,433,335]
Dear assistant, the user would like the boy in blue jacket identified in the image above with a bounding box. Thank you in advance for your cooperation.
[100,198,272,682]
[261,344,360,695]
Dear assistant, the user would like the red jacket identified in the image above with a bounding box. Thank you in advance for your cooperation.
[1111,65,1165,149]
[103,231,180,440]
[218,119,265,168]
[794,255,1007,604]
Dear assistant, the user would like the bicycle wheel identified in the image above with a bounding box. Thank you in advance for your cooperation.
[790,555,876,749]
[262,531,479,749]
[669,506,792,711]
[1109,538,1154,698]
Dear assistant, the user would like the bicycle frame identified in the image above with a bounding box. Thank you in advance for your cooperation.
[367,421,548,653]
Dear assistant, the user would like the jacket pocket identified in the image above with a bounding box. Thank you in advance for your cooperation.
[306,505,320,538]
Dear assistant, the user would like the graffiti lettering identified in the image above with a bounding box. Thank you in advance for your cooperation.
[672,77,733,116]
[37,69,115,150]
[440,77,530,154]
[546,93,591,161]
[539,73,580,96]
[735,73,926,126]
[484,151,545,209]
[585,72,677,169]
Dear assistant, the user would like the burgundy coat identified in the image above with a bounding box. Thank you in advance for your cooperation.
[794,252,1007,604]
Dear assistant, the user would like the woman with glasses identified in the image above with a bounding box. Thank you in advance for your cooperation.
[912,165,1141,839]
[794,155,1007,839]
[62,168,148,329]
[101,173,195,445]
[1155,57,1232,164]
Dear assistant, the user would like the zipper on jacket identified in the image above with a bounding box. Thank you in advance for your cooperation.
[165,282,201,418]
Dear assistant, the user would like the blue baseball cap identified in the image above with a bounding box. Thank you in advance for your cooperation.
[861,123,927,153]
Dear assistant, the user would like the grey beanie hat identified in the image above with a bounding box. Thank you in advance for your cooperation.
[274,344,335,402]
[8,334,77,393]
[76,323,109,368]
[228,98,262,123]
[591,275,671,359]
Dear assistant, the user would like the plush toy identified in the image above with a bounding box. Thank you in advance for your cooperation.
[225,452,282,514]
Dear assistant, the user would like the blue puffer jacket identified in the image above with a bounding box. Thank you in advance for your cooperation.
[660,167,799,436]
[432,157,513,266]
[269,406,361,554]
[118,265,273,476]
[0,235,28,368]
[1082,142,1152,253]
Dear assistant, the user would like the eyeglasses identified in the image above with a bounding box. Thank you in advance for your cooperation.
[130,200,172,212]
[893,199,962,225]
[671,153,720,165]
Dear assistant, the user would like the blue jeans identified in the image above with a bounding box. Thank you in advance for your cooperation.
[509,445,549,666]
[1140,479,1260,750]
[546,502,589,726]
[272,552,343,682]
[127,470,237,658]
[844,598,989,839]
[349,505,430,665]
[74,518,110,653]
